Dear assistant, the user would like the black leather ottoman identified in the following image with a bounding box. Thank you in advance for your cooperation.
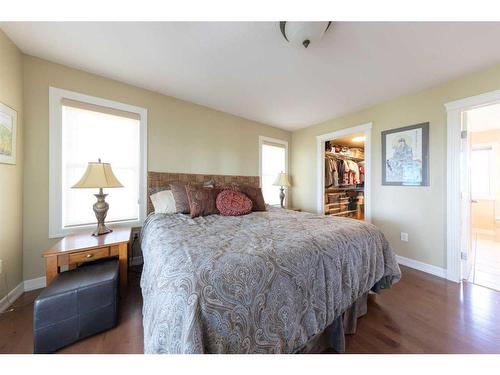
[33,259,119,353]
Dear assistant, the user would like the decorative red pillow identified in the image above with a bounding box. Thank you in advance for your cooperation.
[219,184,266,212]
[216,189,253,216]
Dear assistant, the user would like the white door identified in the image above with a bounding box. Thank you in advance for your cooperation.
[460,111,474,280]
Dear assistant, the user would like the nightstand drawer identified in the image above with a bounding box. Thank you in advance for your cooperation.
[69,247,110,264]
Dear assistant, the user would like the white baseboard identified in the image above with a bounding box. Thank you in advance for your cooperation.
[0,281,24,313]
[24,276,46,292]
[396,255,447,279]
[0,276,47,313]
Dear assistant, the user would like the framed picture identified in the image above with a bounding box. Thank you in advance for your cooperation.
[0,102,17,165]
[382,122,429,186]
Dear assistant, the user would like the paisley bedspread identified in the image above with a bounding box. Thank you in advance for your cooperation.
[140,208,401,353]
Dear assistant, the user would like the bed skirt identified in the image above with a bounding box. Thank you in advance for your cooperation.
[297,276,393,354]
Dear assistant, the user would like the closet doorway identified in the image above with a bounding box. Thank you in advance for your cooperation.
[316,123,372,221]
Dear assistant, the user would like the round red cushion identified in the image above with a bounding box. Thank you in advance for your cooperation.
[216,189,253,216]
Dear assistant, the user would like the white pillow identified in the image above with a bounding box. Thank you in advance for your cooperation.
[150,190,176,214]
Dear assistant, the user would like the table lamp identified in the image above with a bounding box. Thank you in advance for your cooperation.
[72,159,123,236]
[273,172,291,208]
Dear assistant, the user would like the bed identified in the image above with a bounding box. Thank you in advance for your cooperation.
[140,172,401,354]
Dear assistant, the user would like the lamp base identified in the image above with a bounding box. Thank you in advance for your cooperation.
[92,188,112,237]
[92,224,113,237]
[279,187,285,209]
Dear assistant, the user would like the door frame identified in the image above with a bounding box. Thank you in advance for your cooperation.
[445,89,500,282]
[316,122,372,222]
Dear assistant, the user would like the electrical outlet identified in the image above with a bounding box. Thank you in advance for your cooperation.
[0,259,3,275]
[400,232,409,242]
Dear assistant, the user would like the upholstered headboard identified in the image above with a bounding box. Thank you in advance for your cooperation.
[147,171,260,214]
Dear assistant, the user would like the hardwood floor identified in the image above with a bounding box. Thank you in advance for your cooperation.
[0,268,144,354]
[345,266,500,353]
[1,265,499,354]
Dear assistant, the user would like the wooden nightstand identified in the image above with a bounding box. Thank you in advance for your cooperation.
[43,227,131,290]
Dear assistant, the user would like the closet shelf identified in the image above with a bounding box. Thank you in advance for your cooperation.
[329,210,358,216]
[325,152,364,162]
[325,186,364,191]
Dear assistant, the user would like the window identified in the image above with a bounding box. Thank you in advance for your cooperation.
[259,136,288,206]
[50,88,147,238]
[471,144,496,200]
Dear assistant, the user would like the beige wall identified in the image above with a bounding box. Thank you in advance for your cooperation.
[22,55,291,280]
[470,129,500,232]
[0,30,23,299]
[291,63,500,269]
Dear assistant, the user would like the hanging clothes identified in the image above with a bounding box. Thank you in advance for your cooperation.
[345,160,360,184]
[339,159,349,185]
[326,152,363,187]
[325,156,339,187]
[358,161,365,184]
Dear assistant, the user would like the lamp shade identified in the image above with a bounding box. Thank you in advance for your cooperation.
[72,160,123,189]
[273,173,291,187]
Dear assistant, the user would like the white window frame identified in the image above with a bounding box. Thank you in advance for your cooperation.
[470,142,497,201]
[258,136,289,207]
[49,87,148,238]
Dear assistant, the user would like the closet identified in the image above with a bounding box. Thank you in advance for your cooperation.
[324,134,365,220]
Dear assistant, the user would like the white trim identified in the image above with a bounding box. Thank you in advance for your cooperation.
[445,89,500,283]
[0,277,47,312]
[446,106,463,282]
[49,87,148,238]
[315,122,372,221]
[0,282,24,313]
[24,276,47,292]
[258,136,289,207]
[444,89,500,112]
[396,255,447,279]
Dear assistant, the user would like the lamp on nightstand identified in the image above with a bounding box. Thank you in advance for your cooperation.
[72,159,123,236]
[273,172,292,209]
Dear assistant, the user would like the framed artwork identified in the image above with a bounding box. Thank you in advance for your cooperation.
[0,102,17,165]
[382,122,429,186]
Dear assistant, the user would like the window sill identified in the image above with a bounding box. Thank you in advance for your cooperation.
[49,219,142,239]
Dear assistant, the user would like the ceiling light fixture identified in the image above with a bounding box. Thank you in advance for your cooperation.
[352,136,366,143]
[279,21,332,49]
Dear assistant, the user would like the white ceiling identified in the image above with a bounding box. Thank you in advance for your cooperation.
[2,22,500,131]
[468,103,500,133]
